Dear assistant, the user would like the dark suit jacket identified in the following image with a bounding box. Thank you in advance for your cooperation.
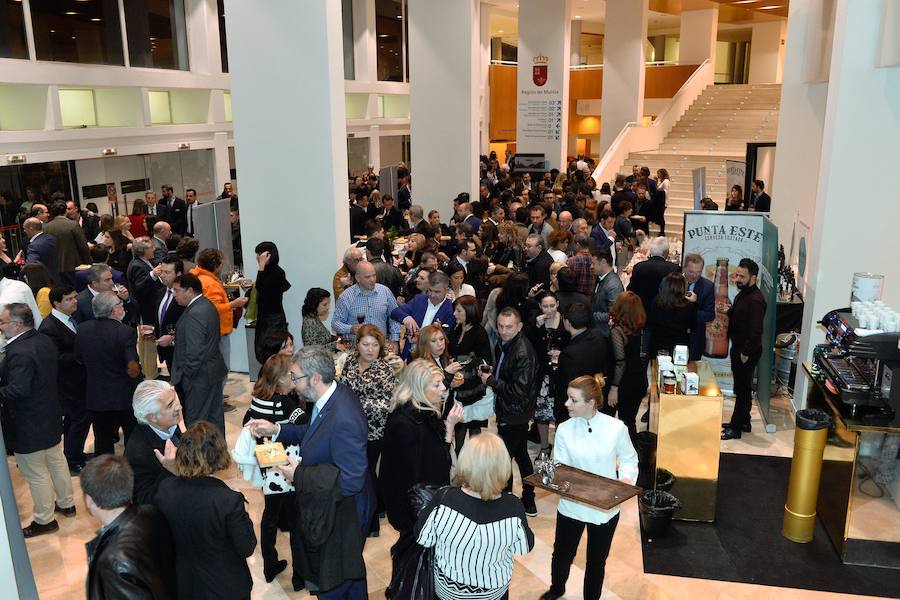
[155,476,256,600]
[277,383,375,538]
[126,258,163,325]
[161,197,187,236]
[25,233,60,281]
[152,286,185,366]
[525,250,554,289]
[37,314,85,409]
[75,287,139,325]
[74,264,125,292]
[381,208,407,232]
[590,271,625,335]
[80,212,101,242]
[751,192,771,212]
[171,296,227,388]
[349,204,367,238]
[397,185,412,211]
[728,284,767,356]
[688,276,715,360]
[0,329,62,454]
[627,256,681,315]
[390,294,456,360]
[43,215,90,272]
[124,424,178,506]
[554,329,609,418]
[75,318,143,412]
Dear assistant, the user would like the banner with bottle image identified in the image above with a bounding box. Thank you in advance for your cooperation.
[682,211,778,423]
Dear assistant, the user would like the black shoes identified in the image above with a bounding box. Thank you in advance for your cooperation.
[68,462,85,476]
[539,591,563,600]
[263,559,287,583]
[523,497,538,517]
[721,427,742,440]
[23,520,59,538]
[55,503,76,518]
[292,577,305,592]
[722,422,751,433]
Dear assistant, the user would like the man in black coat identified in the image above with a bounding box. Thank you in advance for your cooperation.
[126,238,163,325]
[170,273,228,435]
[349,192,369,239]
[749,179,771,212]
[722,258,768,440]
[76,264,139,325]
[480,307,539,516]
[75,292,144,455]
[627,237,680,360]
[0,303,76,538]
[524,233,554,291]
[39,284,90,473]
[589,247,624,336]
[23,217,60,281]
[683,253,716,361]
[150,257,185,375]
[159,184,187,236]
[555,303,609,424]
[125,380,183,506]
[82,454,177,600]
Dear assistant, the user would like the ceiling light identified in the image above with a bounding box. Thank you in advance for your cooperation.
[65,11,78,15]
[90,18,101,22]
[758,5,781,9]
[150,37,156,40]
[733,1,757,4]
[50,29,55,33]
[498,29,504,33]
[378,34,389,38]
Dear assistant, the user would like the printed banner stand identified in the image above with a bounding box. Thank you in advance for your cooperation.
[682,211,779,426]
[692,167,706,210]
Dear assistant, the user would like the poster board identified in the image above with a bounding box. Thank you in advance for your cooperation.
[726,160,746,204]
[692,167,707,210]
[682,211,778,422]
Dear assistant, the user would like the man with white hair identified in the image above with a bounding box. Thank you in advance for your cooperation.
[124,380,183,505]
[333,246,364,300]
[626,237,680,316]
[0,270,42,358]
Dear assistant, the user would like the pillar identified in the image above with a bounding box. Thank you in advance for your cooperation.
[224,0,350,345]
[352,0,377,82]
[570,18,583,66]
[795,0,900,406]
[748,20,786,83]
[516,0,572,171]
[212,131,231,197]
[185,0,223,74]
[408,0,480,216]
[600,0,648,155]
[480,3,493,153]
[679,8,718,65]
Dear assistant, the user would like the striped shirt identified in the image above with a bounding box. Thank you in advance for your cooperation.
[416,487,534,600]
[332,283,401,341]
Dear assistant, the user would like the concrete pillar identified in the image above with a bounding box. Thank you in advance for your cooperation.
[408,0,480,216]
[794,0,900,406]
[224,0,350,344]
[185,0,222,74]
[679,8,718,65]
[212,131,231,196]
[368,125,381,171]
[352,0,377,82]
[516,0,572,170]
[570,18,583,66]
[600,0,648,155]
[749,20,786,83]
[480,3,493,153]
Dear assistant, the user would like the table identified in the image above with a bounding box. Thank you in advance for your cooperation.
[649,360,724,522]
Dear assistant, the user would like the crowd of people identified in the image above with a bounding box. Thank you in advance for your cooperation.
[0,158,766,600]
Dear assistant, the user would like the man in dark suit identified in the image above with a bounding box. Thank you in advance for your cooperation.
[380,195,407,232]
[76,264,138,325]
[589,247,624,336]
[66,200,100,242]
[151,257,185,375]
[0,303,76,538]
[39,284,90,473]
[555,303,609,424]
[683,253,716,361]
[159,185,187,236]
[627,237,680,317]
[170,273,228,434]
[458,201,482,235]
[150,221,171,264]
[143,191,162,231]
[397,173,412,212]
[125,380,183,505]
[405,204,428,235]
[75,245,126,292]
[349,192,369,239]
[42,200,90,286]
[749,179,771,212]
[722,259,767,440]
[126,238,163,326]
[23,217,60,281]
[76,291,143,455]
[524,234,554,291]
[390,270,455,360]
[247,346,374,600]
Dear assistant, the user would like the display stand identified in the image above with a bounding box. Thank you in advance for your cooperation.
[649,360,724,522]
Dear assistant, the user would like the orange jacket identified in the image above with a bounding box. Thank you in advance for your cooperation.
[192,266,233,336]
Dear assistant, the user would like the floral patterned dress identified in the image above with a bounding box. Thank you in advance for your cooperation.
[339,353,396,441]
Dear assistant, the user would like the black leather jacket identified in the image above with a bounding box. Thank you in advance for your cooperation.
[86,505,176,600]
[487,331,538,426]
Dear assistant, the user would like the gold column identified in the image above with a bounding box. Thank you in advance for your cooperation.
[782,422,830,543]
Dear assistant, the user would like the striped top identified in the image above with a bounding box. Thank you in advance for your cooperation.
[416,487,534,600]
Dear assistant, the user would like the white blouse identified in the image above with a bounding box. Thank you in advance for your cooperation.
[552,411,638,525]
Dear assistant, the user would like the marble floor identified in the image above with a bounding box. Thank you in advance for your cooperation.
[9,376,890,600]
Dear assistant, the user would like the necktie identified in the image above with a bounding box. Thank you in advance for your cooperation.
[159,289,172,324]
[187,205,194,235]
[494,351,505,377]
[68,317,78,331]
[310,402,320,423]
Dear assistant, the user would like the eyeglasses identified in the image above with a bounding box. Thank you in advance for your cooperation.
[290,373,308,383]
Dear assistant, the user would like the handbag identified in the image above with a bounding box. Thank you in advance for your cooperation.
[387,485,451,600]
[463,388,495,422]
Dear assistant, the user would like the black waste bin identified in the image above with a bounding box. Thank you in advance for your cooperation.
[655,468,676,492]
[639,490,681,539]
[635,431,658,489]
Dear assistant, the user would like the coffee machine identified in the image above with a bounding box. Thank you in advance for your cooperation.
[814,309,900,418]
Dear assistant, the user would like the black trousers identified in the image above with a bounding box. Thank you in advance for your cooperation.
[260,492,302,581]
[497,423,534,502]
[615,388,642,446]
[366,438,383,533]
[550,512,619,600]
[728,347,760,429]
[453,420,485,454]
[62,399,91,465]
[91,410,136,456]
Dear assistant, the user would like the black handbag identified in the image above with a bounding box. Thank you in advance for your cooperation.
[387,485,450,600]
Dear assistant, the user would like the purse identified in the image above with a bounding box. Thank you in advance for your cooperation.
[387,485,451,600]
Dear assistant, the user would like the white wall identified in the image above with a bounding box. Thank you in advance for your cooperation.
[748,20,786,84]
[600,0,648,154]
[679,9,718,64]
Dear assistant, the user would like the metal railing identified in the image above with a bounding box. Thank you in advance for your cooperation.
[489,59,682,69]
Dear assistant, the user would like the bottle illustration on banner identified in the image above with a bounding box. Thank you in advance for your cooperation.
[705,258,731,358]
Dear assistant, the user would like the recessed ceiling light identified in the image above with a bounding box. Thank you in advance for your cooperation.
[498,29,504,33]
[150,37,156,40]
[378,34,389,38]
[575,15,582,19]
[65,11,78,15]
[758,5,781,9]
[50,29,55,33]
[90,18,101,22]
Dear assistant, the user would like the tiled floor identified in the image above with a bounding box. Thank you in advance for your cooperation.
[9,378,890,599]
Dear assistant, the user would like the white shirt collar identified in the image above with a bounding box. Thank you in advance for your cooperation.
[5,330,27,345]
[89,285,100,297]
[51,309,77,331]
[187,294,202,307]
[30,231,43,240]
[315,381,339,413]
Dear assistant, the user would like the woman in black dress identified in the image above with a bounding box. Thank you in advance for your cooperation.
[252,241,291,364]
[530,291,570,458]
[607,291,647,444]
[649,273,695,357]
[447,295,492,450]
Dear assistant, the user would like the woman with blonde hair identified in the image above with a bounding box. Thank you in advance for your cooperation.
[379,359,463,587]
[154,421,257,600]
[113,215,134,241]
[412,324,460,392]
[538,375,638,600]
[416,431,535,600]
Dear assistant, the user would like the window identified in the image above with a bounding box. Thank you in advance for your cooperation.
[30,0,124,66]
[124,0,189,70]
[224,92,232,122]
[342,0,354,80]
[148,91,172,124]
[375,0,406,82]
[1,0,29,59]
[59,89,97,128]
[218,0,228,72]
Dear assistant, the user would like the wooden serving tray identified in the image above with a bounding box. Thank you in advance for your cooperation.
[524,464,641,510]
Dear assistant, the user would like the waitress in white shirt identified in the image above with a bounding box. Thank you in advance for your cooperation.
[538,374,638,600]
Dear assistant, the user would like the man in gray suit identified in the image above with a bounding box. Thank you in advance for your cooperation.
[589,246,624,336]
[170,273,227,435]
[43,201,90,286]
[150,221,171,265]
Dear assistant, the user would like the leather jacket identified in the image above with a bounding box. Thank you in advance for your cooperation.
[86,505,176,600]
[488,331,538,426]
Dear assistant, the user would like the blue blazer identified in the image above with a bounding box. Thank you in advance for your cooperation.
[277,383,374,537]
[26,233,60,281]
[390,294,456,360]
[688,276,716,360]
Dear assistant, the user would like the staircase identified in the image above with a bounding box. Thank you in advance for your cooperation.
[619,83,781,239]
